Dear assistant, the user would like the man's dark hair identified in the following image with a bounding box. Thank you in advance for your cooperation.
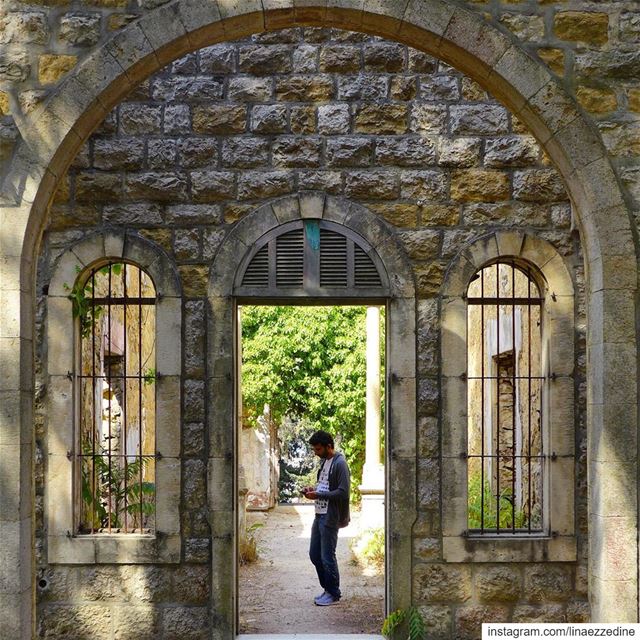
[308,430,334,448]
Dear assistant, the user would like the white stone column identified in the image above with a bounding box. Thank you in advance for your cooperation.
[359,306,385,529]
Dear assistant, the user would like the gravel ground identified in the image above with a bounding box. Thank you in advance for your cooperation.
[239,504,385,635]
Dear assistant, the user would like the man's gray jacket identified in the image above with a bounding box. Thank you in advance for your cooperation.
[316,452,351,529]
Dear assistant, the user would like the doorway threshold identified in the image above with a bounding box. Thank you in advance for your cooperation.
[238,635,384,639]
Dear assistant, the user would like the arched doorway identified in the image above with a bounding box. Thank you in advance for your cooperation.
[208,194,416,637]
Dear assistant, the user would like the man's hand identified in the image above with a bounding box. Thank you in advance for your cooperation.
[305,491,318,499]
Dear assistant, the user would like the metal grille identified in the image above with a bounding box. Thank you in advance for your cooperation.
[276,229,304,288]
[320,229,348,287]
[77,262,157,534]
[466,261,544,534]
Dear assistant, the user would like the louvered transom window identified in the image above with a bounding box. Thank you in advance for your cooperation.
[235,220,388,298]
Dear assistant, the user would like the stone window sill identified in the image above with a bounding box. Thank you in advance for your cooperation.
[442,534,577,563]
[48,532,181,564]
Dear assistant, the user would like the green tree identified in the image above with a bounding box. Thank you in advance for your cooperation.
[240,305,384,502]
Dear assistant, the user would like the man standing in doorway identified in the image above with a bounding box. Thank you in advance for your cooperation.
[302,430,351,606]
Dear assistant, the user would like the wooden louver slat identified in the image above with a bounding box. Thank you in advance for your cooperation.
[354,244,382,287]
[276,228,304,287]
[241,244,269,287]
[320,229,348,287]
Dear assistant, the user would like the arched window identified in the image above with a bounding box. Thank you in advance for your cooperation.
[441,231,576,562]
[466,261,543,534]
[46,232,181,564]
[75,262,157,534]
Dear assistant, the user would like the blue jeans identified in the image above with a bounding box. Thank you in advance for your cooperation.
[309,513,341,599]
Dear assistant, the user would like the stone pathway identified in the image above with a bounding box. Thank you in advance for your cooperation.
[239,504,385,635]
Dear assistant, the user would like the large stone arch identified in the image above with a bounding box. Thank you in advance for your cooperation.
[0,0,637,635]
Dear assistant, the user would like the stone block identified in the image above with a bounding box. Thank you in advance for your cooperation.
[237,171,294,200]
[172,566,210,605]
[450,104,509,136]
[326,137,373,167]
[75,172,121,204]
[345,170,399,200]
[192,105,247,135]
[415,261,446,298]
[0,52,31,83]
[419,75,460,101]
[401,170,448,202]
[555,11,609,46]
[178,265,209,298]
[199,44,235,74]
[124,173,188,203]
[410,103,448,134]
[576,86,617,114]
[250,104,288,134]
[413,563,472,603]
[113,606,160,640]
[190,171,236,202]
[119,104,162,135]
[500,13,545,41]
[59,13,101,46]
[290,105,316,134]
[376,136,436,166]
[93,138,145,171]
[484,136,539,168]
[455,604,510,638]
[399,229,441,260]
[524,564,573,602]
[298,170,343,194]
[317,103,350,134]
[177,138,218,168]
[37,605,111,639]
[162,606,208,639]
[451,169,510,202]
[513,169,566,202]
[512,604,566,622]
[1,11,49,45]
[38,54,77,85]
[364,42,405,72]
[319,45,361,72]
[228,77,273,102]
[337,74,389,100]
[273,136,322,167]
[370,203,419,227]
[475,566,522,602]
[276,75,334,101]
[151,76,224,102]
[437,137,480,168]
[239,45,293,75]
[293,44,318,73]
[355,104,409,134]
[221,137,269,168]
[390,75,418,100]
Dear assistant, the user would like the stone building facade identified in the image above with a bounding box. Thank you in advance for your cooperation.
[1,1,639,639]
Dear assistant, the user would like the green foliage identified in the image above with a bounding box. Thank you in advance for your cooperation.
[241,306,385,503]
[64,263,124,338]
[350,527,385,570]
[81,443,155,531]
[143,368,157,386]
[239,522,264,565]
[467,470,527,530]
[382,606,426,640]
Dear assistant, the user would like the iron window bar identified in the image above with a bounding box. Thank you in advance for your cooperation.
[466,261,544,536]
[76,262,157,535]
